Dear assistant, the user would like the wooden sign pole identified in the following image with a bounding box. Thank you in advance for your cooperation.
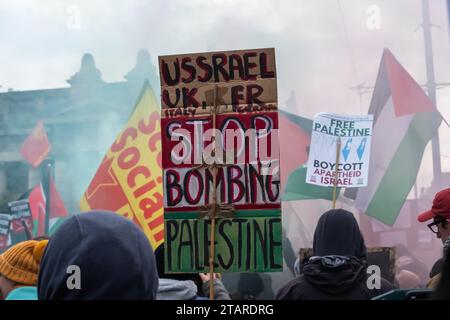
[332,138,341,209]
[209,85,219,300]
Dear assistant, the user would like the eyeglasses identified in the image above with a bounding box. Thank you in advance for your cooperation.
[427,217,448,234]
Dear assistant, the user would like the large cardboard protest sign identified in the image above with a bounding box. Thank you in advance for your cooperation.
[306,113,373,187]
[160,48,281,272]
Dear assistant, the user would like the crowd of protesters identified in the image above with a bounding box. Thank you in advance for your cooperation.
[0,189,449,300]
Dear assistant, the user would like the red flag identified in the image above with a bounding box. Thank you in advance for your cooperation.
[20,120,51,167]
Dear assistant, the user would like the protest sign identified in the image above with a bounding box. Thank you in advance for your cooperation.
[0,213,11,252]
[8,199,33,242]
[159,48,281,273]
[8,200,32,232]
[306,113,373,187]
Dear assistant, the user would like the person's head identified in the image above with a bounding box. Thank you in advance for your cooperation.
[395,269,421,289]
[0,239,48,298]
[395,255,414,271]
[429,216,450,243]
[38,211,158,300]
[312,209,367,260]
[417,189,450,243]
[154,244,204,296]
[237,273,265,299]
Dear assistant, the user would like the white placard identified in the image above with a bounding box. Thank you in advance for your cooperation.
[306,112,373,187]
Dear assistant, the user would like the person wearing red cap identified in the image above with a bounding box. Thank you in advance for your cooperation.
[418,188,450,244]
[417,188,450,289]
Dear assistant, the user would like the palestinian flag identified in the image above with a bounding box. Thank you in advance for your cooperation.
[279,110,338,201]
[20,180,68,237]
[350,48,442,225]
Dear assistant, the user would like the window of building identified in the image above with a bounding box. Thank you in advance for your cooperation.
[5,162,29,194]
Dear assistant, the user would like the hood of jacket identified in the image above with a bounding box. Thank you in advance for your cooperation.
[38,211,159,300]
[303,255,367,294]
[157,278,199,300]
[304,209,368,294]
[313,209,367,259]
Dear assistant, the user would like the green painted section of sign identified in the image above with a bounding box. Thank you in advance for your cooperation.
[164,209,281,220]
[164,216,282,273]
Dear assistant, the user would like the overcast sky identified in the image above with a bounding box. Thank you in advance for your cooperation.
[1,0,450,191]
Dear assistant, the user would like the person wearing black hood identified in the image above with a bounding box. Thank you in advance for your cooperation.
[276,209,393,300]
[38,211,159,300]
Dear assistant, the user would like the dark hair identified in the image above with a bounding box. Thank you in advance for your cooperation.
[433,216,449,229]
[154,245,204,296]
[237,273,264,298]
[430,258,444,278]
[433,252,450,299]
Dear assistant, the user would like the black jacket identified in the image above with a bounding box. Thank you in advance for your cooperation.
[277,209,394,300]
[38,211,159,300]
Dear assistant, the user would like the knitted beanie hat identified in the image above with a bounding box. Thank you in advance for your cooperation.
[0,240,48,286]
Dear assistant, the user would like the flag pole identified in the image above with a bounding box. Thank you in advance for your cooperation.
[332,138,341,209]
[422,0,442,185]
[44,158,54,235]
[21,219,32,240]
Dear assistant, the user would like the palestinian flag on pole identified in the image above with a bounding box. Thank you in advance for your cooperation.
[279,110,338,201]
[20,181,68,237]
[350,48,442,225]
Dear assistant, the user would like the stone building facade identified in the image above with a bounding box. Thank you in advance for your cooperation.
[0,49,160,213]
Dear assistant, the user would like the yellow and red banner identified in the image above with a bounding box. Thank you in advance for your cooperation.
[80,82,164,249]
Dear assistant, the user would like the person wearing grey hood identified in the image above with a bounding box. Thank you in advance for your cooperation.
[154,244,231,300]
[276,209,393,300]
[38,211,159,300]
